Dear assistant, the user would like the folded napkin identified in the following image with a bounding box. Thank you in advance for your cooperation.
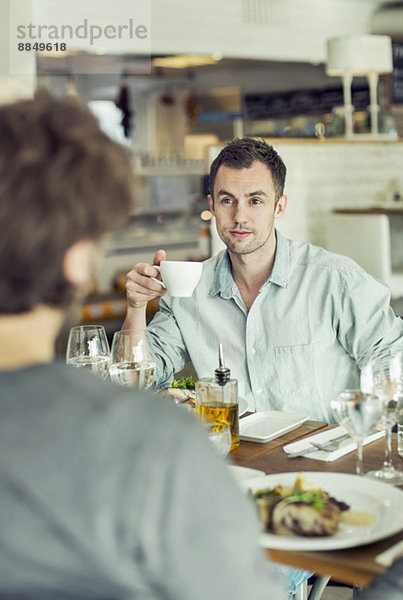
[375,540,403,567]
[283,425,384,462]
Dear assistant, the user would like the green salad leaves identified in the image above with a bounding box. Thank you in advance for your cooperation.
[171,376,195,390]
[253,487,326,512]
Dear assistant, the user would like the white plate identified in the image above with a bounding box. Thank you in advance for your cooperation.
[228,465,266,487]
[239,410,309,443]
[247,472,403,551]
[238,396,248,417]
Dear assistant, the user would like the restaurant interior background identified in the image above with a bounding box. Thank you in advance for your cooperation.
[2,0,403,342]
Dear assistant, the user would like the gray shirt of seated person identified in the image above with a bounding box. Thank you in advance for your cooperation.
[354,558,403,600]
[0,362,285,600]
[147,230,403,422]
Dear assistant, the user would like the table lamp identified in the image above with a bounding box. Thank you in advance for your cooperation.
[326,35,393,137]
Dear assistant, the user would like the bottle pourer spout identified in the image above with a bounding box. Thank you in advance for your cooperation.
[215,342,230,386]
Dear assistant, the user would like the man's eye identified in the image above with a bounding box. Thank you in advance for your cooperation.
[221,197,234,204]
[250,198,262,205]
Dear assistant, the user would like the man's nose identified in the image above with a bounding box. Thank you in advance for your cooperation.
[233,203,248,225]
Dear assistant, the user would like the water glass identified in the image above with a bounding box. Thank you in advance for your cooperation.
[398,424,403,459]
[109,330,155,389]
[66,325,110,380]
[331,390,384,476]
[206,422,232,457]
[360,348,403,485]
[397,392,403,458]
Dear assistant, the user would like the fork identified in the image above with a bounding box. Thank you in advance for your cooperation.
[286,432,351,458]
[310,433,351,451]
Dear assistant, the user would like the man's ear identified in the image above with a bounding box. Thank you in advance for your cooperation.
[63,240,101,289]
[208,194,215,216]
[275,195,287,219]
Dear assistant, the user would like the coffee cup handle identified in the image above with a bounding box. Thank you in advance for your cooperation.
[149,265,166,289]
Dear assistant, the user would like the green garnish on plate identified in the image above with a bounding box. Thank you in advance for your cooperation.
[172,376,195,390]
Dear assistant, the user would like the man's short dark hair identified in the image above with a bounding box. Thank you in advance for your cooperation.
[209,137,286,204]
[0,92,134,314]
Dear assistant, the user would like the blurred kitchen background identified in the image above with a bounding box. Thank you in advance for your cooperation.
[2,0,403,339]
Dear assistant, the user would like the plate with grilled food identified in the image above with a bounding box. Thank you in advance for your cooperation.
[247,472,403,551]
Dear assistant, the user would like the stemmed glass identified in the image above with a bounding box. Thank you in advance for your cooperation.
[331,390,384,476]
[66,325,110,380]
[109,330,155,389]
[361,348,403,485]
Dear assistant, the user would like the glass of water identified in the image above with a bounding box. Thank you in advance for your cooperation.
[331,390,384,476]
[360,348,403,485]
[66,325,110,380]
[206,422,232,457]
[109,330,155,390]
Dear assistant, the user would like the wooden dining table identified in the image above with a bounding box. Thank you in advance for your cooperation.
[230,419,403,588]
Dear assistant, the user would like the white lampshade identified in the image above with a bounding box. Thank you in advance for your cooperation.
[326,35,393,76]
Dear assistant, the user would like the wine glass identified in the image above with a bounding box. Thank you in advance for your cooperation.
[206,422,232,457]
[331,390,384,476]
[361,348,403,485]
[66,325,110,380]
[109,330,155,389]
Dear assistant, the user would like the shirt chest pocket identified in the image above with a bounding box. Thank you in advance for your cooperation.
[273,342,322,412]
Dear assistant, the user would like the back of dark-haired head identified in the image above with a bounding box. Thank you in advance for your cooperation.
[0,92,134,314]
[209,138,286,204]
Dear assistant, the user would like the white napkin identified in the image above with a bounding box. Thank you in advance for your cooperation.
[283,425,385,462]
[375,540,403,566]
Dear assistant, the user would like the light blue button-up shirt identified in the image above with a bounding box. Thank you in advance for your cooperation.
[147,231,403,422]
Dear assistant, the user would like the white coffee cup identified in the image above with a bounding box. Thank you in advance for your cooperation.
[152,260,203,297]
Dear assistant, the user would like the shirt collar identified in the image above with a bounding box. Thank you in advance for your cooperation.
[209,250,236,299]
[267,229,289,289]
[208,229,290,298]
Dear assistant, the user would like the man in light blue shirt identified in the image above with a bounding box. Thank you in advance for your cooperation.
[124,138,403,422]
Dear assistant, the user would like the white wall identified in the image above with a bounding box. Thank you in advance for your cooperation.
[209,140,403,245]
[0,0,35,95]
[275,140,403,245]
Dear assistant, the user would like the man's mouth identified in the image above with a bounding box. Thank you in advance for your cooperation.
[230,230,252,238]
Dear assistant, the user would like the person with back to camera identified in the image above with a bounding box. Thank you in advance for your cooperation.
[0,93,291,599]
[123,137,403,423]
